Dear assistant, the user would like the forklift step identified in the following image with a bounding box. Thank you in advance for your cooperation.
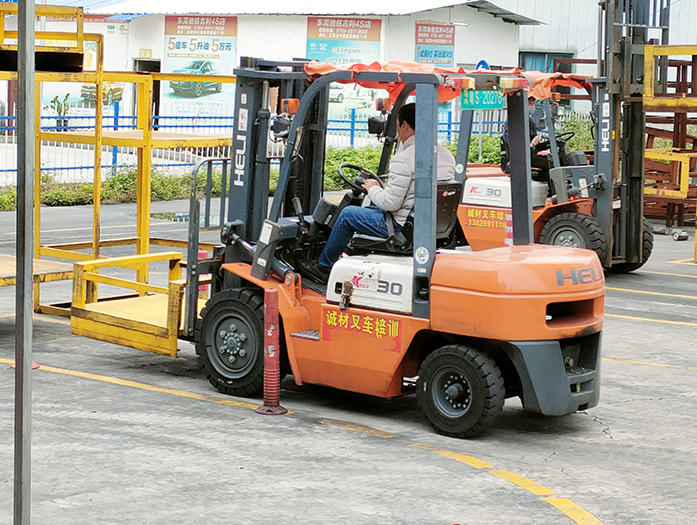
[291,330,320,341]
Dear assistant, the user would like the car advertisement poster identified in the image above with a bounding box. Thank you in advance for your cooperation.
[306,17,381,66]
[414,22,455,67]
[162,15,237,116]
[307,17,382,117]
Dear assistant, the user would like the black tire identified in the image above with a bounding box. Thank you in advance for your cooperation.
[194,82,203,97]
[540,212,608,262]
[416,345,504,438]
[608,219,654,273]
[195,288,265,396]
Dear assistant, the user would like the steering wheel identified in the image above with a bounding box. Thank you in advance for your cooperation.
[338,163,385,194]
[537,131,575,151]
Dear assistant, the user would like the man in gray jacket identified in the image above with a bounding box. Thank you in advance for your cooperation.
[300,103,456,283]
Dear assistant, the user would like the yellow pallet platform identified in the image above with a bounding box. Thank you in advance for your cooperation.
[70,251,205,357]
[0,254,73,287]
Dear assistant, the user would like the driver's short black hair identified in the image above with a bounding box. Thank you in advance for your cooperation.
[398,103,416,131]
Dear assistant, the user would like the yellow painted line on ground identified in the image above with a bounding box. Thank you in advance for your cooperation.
[668,258,697,266]
[410,443,493,469]
[541,497,604,525]
[1,356,602,524]
[602,357,670,368]
[606,313,697,327]
[488,469,555,496]
[606,286,697,300]
[411,444,601,522]
[319,419,396,439]
[0,357,260,411]
[638,270,697,280]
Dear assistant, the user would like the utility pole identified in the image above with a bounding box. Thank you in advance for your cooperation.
[15,0,36,522]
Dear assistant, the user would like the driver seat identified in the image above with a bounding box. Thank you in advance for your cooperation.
[350,181,463,255]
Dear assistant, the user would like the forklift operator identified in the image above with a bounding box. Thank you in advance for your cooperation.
[502,96,549,180]
[298,103,456,283]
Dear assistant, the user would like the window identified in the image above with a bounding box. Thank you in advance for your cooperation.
[519,52,575,106]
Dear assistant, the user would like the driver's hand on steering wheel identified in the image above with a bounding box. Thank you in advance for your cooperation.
[530,135,541,148]
[363,179,381,191]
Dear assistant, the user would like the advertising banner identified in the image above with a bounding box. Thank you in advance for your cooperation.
[162,15,237,116]
[414,22,455,67]
[306,17,381,66]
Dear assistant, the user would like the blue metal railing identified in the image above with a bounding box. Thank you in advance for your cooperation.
[0,105,507,179]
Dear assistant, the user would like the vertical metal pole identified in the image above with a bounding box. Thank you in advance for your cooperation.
[506,89,533,245]
[455,109,473,183]
[542,99,560,168]
[411,83,438,320]
[476,109,482,161]
[350,107,356,148]
[15,0,35,522]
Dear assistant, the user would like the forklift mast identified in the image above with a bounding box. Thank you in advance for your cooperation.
[229,57,329,242]
[599,0,670,266]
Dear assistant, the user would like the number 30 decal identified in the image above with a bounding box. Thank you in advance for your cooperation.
[377,281,403,295]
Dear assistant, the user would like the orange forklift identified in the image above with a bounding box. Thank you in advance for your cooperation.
[182,59,604,438]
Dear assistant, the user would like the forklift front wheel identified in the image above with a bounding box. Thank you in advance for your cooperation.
[539,212,608,263]
[196,289,265,397]
[416,345,504,439]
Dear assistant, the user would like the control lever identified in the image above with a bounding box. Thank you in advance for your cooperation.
[292,196,309,235]
[339,280,354,310]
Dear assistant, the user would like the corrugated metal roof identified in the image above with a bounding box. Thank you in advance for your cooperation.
[463,0,539,25]
[84,0,539,24]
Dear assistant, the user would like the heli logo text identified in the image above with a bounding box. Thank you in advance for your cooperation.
[555,266,603,286]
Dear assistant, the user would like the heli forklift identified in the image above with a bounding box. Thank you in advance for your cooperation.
[179,59,604,438]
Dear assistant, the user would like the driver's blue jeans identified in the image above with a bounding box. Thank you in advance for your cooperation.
[318,204,402,269]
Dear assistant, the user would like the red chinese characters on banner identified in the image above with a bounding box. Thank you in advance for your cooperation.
[415,23,455,46]
[164,16,237,37]
[307,17,382,42]
[322,308,401,352]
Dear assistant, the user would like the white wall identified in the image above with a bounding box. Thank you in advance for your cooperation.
[237,15,308,63]
[128,15,166,64]
[384,5,519,68]
[85,21,131,71]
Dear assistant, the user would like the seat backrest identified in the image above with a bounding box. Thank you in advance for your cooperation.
[500,136,510,174]
[436,181,463,239]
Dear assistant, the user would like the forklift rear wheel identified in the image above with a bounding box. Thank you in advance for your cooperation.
[196,288,265,396]
[540,212,608,262]
[416,345,504,438]
[607,219,654,273]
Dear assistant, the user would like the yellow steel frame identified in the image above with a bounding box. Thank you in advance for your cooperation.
[0,5,235,319]
[1,2,235,353]
[644,44,697,110]
[0,3,84,55]
[643,148,697,199]
[71,252,187,357]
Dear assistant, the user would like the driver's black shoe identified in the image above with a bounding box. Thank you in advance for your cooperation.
[295,258,330,284]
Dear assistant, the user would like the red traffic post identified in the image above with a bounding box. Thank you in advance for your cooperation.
[256,288,288,415]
